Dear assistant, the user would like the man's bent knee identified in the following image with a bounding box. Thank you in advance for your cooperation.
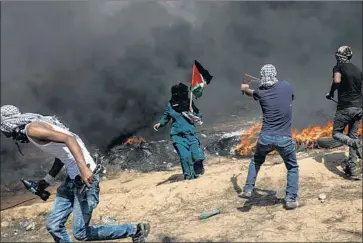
[46,215,61,235]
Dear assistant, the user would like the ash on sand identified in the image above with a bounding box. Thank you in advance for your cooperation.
[100,126,251,177]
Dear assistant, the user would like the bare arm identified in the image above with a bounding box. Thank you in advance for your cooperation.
[27,122,94,187]
[241,84,254,97]
[330,72,341,93]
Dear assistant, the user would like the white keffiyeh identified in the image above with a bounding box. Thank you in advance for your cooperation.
[1,105,68,133]
[260,64,279,88]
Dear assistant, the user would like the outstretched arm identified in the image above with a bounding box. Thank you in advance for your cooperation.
[26,122,94,187]
[158,105,171,127]
[241,84,255,97]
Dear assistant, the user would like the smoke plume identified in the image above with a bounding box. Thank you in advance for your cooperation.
[1,2,362,184]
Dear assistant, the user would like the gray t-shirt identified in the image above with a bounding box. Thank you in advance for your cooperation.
[253,81,294,137]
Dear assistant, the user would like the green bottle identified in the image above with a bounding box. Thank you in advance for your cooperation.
[199,208,221,220]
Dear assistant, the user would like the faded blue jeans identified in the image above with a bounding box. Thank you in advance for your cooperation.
[243,133,299,202]
[46,175,137,242]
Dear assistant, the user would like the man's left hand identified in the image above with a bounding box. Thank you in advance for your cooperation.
[241,84,249,91]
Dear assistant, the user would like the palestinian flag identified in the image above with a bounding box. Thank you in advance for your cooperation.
[190,60,213,99]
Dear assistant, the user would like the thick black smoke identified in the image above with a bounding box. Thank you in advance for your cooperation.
[1,2,362,184]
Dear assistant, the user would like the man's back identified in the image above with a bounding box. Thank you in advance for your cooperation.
[253,81,294,137]
[334,63,362,110]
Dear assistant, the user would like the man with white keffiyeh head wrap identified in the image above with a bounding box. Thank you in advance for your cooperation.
[0,104,150,242]
[259,64,279,88]
[240,64,299,210]
[1,105,68,135]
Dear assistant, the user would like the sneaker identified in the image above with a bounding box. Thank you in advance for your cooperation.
[349,167,362,180]
[343,166,352,176]
[238,190,252,199]
[284,200,299,210]
[354,140,362,159]
[344,164,362,180]
[132,223,150,243]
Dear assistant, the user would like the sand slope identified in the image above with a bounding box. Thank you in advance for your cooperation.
[1,149,362,242]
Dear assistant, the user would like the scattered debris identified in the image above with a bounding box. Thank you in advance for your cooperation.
[100,216,117,224]
[19,218,36,231]
[199,208,221,220]
[1,221,10,227]
[318,193,327,203]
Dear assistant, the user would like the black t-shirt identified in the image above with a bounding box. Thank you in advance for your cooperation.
[333,63,362,110]
[253,81,294,137]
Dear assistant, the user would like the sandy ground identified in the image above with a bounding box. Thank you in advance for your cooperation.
[1,148,362,242]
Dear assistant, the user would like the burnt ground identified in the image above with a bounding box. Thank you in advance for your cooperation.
[0,112,258,196]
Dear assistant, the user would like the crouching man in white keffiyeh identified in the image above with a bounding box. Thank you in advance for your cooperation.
[0,105,150,243]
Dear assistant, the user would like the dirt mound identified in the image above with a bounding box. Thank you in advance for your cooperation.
[1,148,362,242]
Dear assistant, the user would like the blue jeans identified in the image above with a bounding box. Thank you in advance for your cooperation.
[46,175,137,242]
[243,133,299,202]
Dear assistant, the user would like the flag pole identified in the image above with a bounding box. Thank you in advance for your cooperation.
[190,62,195,112]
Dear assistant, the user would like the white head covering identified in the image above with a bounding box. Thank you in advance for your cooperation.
[260,64,278,88]
[1,105,68,133]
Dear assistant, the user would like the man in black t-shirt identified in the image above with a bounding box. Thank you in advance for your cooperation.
[326,45,362,180]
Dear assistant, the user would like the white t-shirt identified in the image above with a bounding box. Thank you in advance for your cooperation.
[25,122,96,179]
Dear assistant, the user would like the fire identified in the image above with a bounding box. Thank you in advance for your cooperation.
[234,121,362,156]
[123,136,146,145]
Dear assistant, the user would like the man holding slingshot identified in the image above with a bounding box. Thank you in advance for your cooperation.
[240,64,299,210]
[326,45,362,180]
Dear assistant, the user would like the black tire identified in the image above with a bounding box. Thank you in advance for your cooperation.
[316,137,343,149]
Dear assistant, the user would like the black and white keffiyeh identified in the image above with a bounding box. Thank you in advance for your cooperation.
[1,105,68,133]
[335,46,352,64]
[260,64,279,88]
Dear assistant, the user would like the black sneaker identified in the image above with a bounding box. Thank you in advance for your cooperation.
[343,166,352,176]
[354,140,362,159]
[132,223,150,243]
[238,190,252,199]
[349,167,362,180]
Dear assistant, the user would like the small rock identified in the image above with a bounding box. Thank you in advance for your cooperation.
[1,221,10,227]
[318,193,327,202]
[201,133,207,138]
[101,216,117,224]
[166,163,173,170]
[232,157,237,161]
[25,222,35,231]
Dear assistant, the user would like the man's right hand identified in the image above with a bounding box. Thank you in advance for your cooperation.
[153,123,161,131]
[80,166,94,188]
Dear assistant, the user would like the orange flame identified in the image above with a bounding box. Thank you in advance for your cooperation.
[123,137,146,145]
[235,121,362,156]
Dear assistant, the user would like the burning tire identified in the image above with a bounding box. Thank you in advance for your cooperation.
[316,137,343,149]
